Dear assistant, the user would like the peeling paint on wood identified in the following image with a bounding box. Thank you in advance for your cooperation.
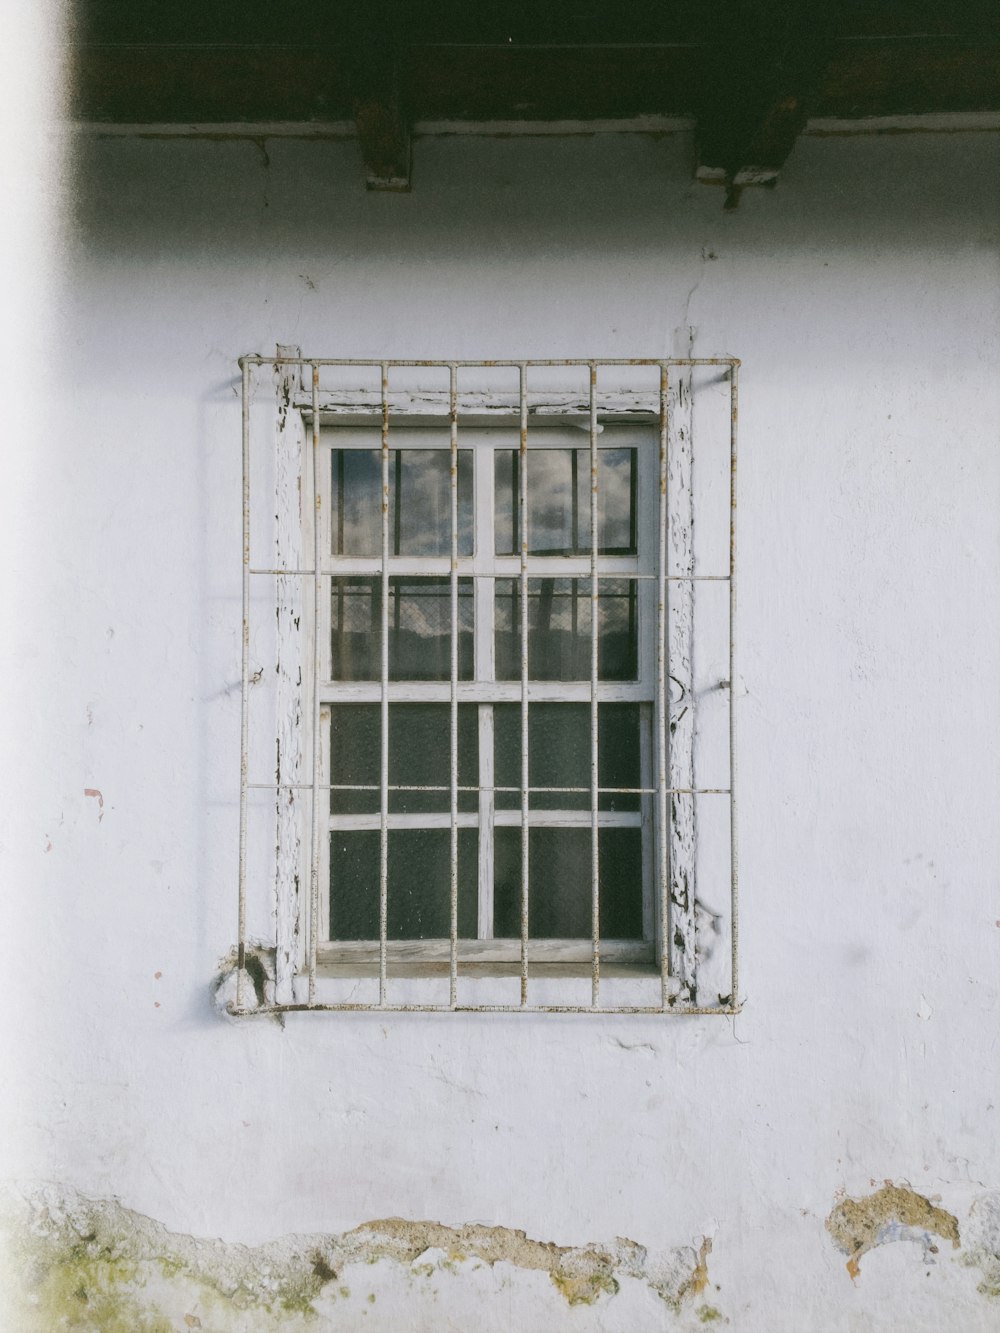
[667,370,698,1002]
[274,348,306,1006]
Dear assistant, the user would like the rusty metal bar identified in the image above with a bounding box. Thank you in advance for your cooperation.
[519,363,530,1006]
[589,363,600,1008]
[379,364,390,1006]
[729,361,740,1007]
[236,357,251,1012]
[449,364,460,1006]
[251,783,730,794]
[233,1002,739,1015]
[255,357,740,368]
[657,364,670,1009]
[307,364,322,1004]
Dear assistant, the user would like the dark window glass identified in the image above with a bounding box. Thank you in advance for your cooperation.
[330,704,478,815]
[493,827,643,939]
[329,829,478,940]
[494,703,641,812]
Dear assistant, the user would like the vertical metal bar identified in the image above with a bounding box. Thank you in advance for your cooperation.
[449,365,459,1006]
[308,364,322,1004]
[237,358,251,1012]
[729,361,740,1007]
[379,364,390,1005]
[589,363,600,1008]
[657,364,670,1008]
[518,363,530,1005]
[474,444,496,941]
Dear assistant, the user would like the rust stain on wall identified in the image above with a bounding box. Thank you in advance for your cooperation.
[826,1183,960,1279]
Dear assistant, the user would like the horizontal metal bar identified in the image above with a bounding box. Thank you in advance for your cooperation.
[254,566,730,582]
[231,1002,741,1015]
[326,557,643,575]
[242,357,741,368]
[248,782,731,794]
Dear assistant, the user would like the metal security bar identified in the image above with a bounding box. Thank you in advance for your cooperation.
[235,356,739,1016]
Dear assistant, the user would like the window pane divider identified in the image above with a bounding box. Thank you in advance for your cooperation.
[449,365,460,1006]
[379,364,390,1005]
[589,364,601,1008]
[518,363,530,1005]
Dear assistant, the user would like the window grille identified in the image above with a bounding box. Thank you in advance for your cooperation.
[236,357,739,1014]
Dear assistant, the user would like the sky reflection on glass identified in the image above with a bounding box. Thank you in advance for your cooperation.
[332,449,473,556]
[494,448,636,556]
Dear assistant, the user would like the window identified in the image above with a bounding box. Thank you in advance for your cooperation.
[237,357,738,1014]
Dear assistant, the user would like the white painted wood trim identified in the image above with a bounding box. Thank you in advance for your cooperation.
[273,351,305,1003]
[667,369,698,1002]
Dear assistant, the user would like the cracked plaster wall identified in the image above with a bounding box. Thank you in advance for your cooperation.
[3,52,1000,1333]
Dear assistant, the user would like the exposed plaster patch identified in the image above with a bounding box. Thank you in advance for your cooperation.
[826,1183,960,1279]
[962,1192,1000,1297]
[212,944,278,1019]
[2,1186,718,1328]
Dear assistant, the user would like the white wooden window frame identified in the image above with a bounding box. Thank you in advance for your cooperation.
[236,355,739,1016]
[317,424,658,969]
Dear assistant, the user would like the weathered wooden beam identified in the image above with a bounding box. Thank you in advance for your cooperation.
[343,2,411,191]
[695,10,834,203]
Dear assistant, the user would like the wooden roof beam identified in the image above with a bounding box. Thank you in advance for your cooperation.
[344,2,411,191]
[695,12,833,206]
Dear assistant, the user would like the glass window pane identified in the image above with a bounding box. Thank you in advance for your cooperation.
[598,449,637,554]
[331,450,381,556]
[493,827,643,939]
[389,577,474,680]
[329,829,477,940]
[332,449,472,557]
[388,704,478,814]
[330,577,380,680]
[330,576,473,681]
[495,578,637,681]
[330,704,379,814]
[394,450,474,556]
[494,448,636,556]
[330,704,478,815]
[494,703,640,812]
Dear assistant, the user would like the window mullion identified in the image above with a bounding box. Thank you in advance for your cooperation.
[588,364,600,1008]
[518,365,530,1005]
[449,367,460,1004]
[474,420,498,944]
[378,365,390,1006]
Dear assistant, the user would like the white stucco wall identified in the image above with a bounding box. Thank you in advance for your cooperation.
[4,115,1000,1330]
